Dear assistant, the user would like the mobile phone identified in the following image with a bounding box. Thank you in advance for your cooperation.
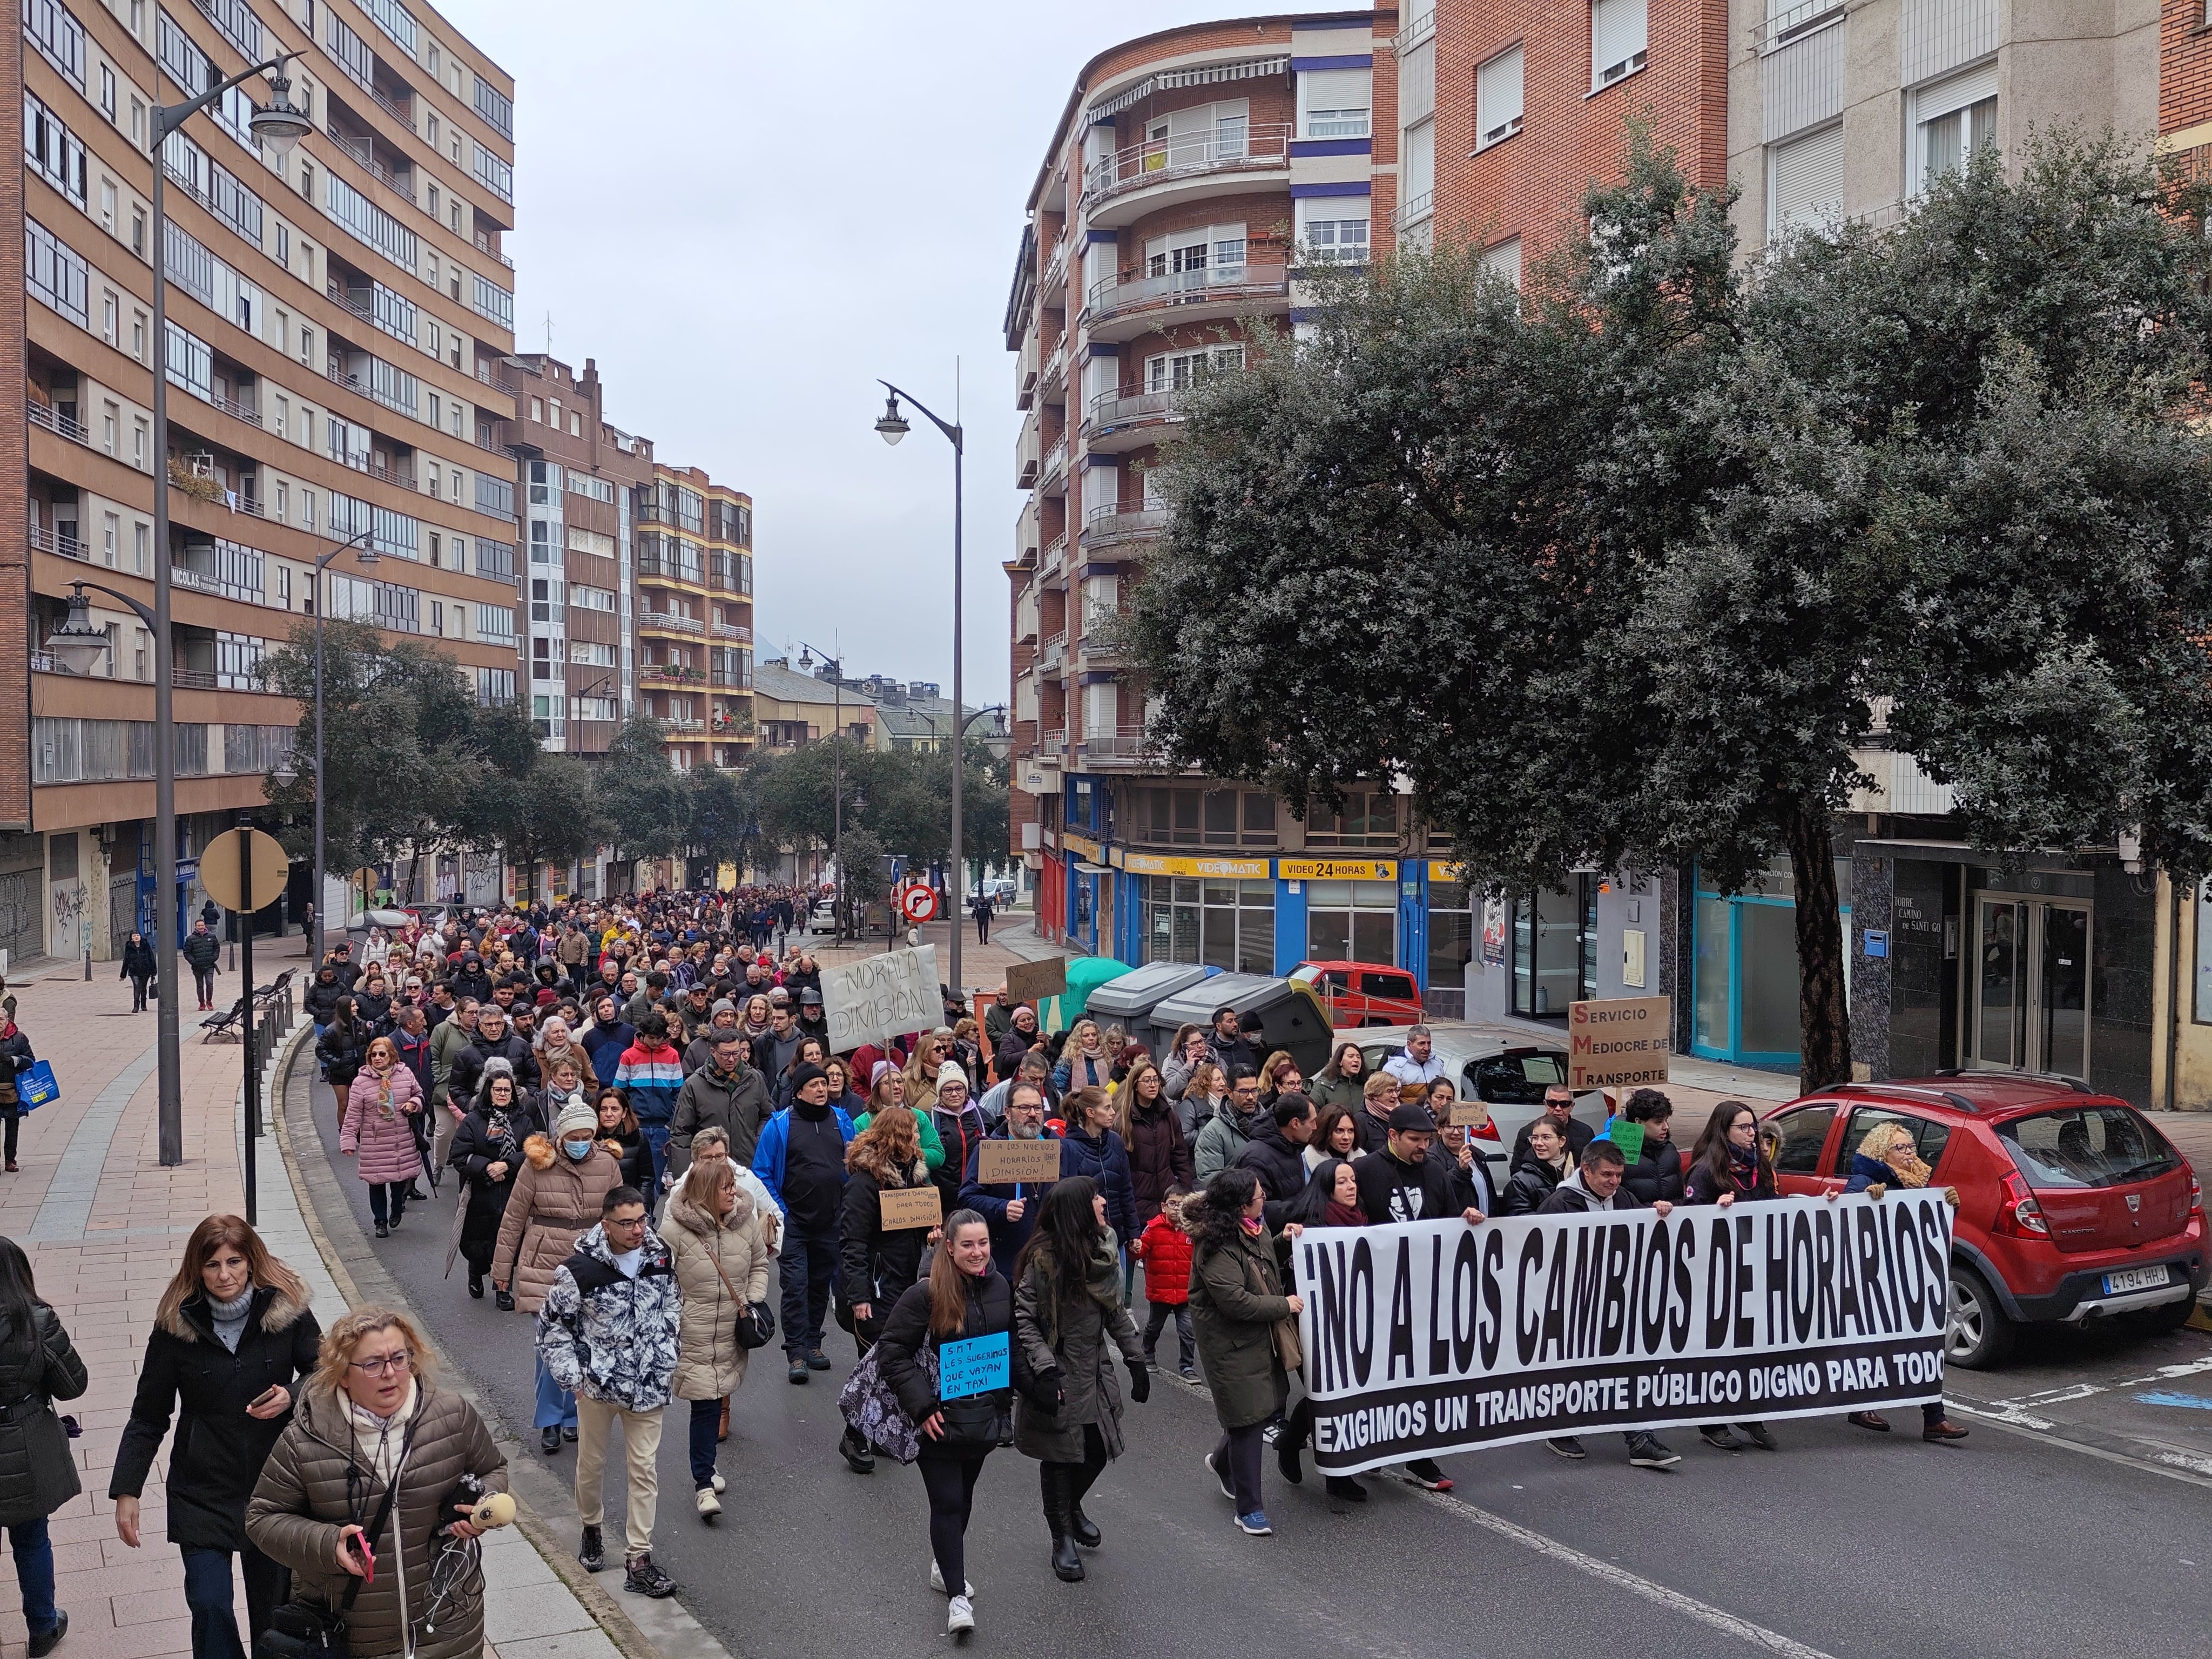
[249,1384,283,1411]
[358,1532,375,1586]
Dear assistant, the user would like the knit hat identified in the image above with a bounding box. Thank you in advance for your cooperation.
[555,1100,598,1137]
[936,1061,969,1094]
[711,999,736,1017]
[871,1060,896,1086]
[790,1061,828,1094]
[481,1057,515,1083]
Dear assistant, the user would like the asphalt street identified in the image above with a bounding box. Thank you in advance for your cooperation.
[295,1065,2212,1659]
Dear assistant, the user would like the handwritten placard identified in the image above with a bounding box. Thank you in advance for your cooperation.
[879,1184,943,1231]
[822,945,941,1053]
[1448,1102,1491,1129]
[1003,956,1068,1006]
[940,1331,1010,1400]
[977,1138,1063,1185]
[1600,1120,1647,1164]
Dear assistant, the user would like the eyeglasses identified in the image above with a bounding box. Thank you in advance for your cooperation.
[605,1213,648,1232]
[349,1351,413,1377]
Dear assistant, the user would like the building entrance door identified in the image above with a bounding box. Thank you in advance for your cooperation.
[1967,897,2090,1078]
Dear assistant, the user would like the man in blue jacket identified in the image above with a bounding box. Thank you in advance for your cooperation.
[752,1062,855,1384]
[957,1082,1059,1276]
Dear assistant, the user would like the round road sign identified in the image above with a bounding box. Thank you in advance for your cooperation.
[198,827,289,913]
[900,884,940,925]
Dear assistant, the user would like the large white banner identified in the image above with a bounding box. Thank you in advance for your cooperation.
[821,945,941,1053]
[1294,1192,1951,1475]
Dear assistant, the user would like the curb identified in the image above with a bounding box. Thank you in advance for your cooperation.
[266,1026,685,1659]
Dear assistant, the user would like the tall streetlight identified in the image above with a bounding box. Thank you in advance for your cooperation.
[796,638,845,940]
[134,58,313,1165]
[873,383,966,997]
[308,528,382,961]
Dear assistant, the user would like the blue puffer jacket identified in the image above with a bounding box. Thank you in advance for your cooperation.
[1058,1125,1137,1250]
[1845,1152,1898,1194]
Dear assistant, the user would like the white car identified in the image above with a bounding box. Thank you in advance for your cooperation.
[1344,1022,1611,1171]
[802,898,839,935]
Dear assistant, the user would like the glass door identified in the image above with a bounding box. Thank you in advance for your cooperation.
[2039,903,2090,1078]
[1972,898,2025,1070]
[1965,897,2090,1078]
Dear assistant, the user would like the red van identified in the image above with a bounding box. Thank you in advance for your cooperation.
[1292,961,1426,1028]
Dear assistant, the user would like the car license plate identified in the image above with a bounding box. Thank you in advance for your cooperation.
[2102,1265,2171,1296]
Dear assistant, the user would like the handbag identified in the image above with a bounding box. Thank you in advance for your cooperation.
[837,1343,933,1466]
[253,1420,414,1659]
[12,1061,56,1112]
[703,1240,775,1351]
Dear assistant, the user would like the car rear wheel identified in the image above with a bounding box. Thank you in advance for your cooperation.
[1945,1266,2017,1370]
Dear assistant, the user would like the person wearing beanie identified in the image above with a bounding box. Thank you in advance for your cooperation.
[750,1062,855,1382]
[681,998,745,1078]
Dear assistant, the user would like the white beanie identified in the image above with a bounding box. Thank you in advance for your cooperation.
[555,1099,598,1138]
[936,1061,969,1093]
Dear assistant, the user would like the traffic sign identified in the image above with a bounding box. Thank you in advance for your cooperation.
[198,827,288,913]
[900,884,940,924]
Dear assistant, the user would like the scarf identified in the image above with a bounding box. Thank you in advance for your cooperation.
[346,1377,417,1486]
[1321,1201,1368,1228]
[370,1068,396,1121]
[207,1286,255,1353]
[1239,1215,1264,1237]
[1726,1141,1764,1191]
[1885,1149,1932,1189]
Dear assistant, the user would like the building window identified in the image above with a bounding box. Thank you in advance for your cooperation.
[1306,881,1397,967]
[1301,217,1368,265]
[1769,123,1844,239]
[1302,792,1399,847]
[1480,236,1522,289]
[1914,68,1996,192]
[1142,875,1276,973]
[1590,0,1648,90]
[1145,345,1244,393]
[1477,46,1524,149]
[1512,880,1596,1020]
[1299,68,1371,139]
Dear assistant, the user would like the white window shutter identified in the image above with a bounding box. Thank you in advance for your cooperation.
[1591,0,1648,90]
[1768,124,1844,238]
[1477,46,1523,147]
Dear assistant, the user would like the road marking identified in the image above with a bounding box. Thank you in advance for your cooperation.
[1418,1487,1838,1658]
[2136,1391,2212,1411]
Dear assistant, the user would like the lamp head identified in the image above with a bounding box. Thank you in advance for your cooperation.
[45,587,110,674]
[874,394,909,446]
[249,71,314,158]
[355,544,381,568]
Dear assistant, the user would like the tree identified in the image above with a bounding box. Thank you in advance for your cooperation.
[491,751,606,897]
[685,763,759,878]
[595,714,689,861]
[1131,126,2212,1088]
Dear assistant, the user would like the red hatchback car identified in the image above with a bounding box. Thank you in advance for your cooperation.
[1760,1075,2207,1368]
[1292,961,1426,1028]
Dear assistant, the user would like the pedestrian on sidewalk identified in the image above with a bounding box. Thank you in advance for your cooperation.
[111,1215,320,1659]
[1011,1177,1149,1583]
[119,930,157,1013]
[0,1014,34,1173]
[537,1187,684,1598]
[664,1158,771,1521]
[971,889,994,945]
[340,1036,424,1238]
[246,1308,507,1659]
[451,1064,542,1303]
[492,1099,623,1454]
[875,1210,1041,1642]
[1186,1167,1298,1537]
[184,919,222,1011]
[0,1238,87,1657]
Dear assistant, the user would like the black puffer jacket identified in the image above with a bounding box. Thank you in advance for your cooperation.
[0,1303,89,1526]
[317,1017,371,1091]
[840,1159,932,1313]
[875,1263,1035,1453]
[304,970,345,1024]
[1498,1158,1566,1217]
[110,1284,321,1549]
[1233,1121,1312,1230]
[449,1031,541,1104]
[1620,1138,1686,1206]
[451,1102,545,1272]
[119,937,158,984]
[1122,1098,1192,1226]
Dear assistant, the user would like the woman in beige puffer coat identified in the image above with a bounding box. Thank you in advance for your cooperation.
[663,1158,771,1520]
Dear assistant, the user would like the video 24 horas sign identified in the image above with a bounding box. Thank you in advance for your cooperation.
[1294,1192,1951,1476]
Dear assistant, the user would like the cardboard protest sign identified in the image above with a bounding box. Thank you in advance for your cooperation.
[821,946,940,1053]
[1003,957,1068,1006]
[977,1139,1063,1185]
[1567,997,1671,1089]
[879,1185,943,1231]
[1448,1102,1492,1129]
[940,1331,1011,1399]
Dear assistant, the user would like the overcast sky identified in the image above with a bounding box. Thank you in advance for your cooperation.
[433,0,1306,708]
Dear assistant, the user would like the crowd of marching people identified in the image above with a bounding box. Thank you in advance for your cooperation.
[259,880,1975,1648]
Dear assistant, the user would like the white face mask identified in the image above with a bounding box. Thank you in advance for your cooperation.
[563,1138,595,1161]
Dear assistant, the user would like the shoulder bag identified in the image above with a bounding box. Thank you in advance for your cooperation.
[703,1235,775,1352]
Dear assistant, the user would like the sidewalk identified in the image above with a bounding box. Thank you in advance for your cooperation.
[804,905,1060,992]
[0,948,621,1659]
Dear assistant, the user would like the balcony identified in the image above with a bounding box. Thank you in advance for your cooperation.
[1393,191,1435,233]
[1039,535,1068,584]
[29,524,88,563]
[709,621,753,643]
[1078,725,1150,763]
[1082,504,1169,550]
[638,610,705,636]
[1040,237,1068,303]
[1083,387,1185,453]
[1083,262,1290,343]
[1043,727,1068,754]
[28,399,89,446]
[1754,0,1844,50]
[639,664,707,689]
[1039,435,1069,495]
[1394,5,1437,52]
[660,719,705,736]
[1015,420,1041,488]
[474,228,515,271]
[1082,123,1292,226]
[1015,331,1039,410]
[1041,632,1067,674]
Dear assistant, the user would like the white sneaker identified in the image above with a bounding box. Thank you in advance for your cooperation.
[946,1595,975,1638]
[695,1486,721,1518]
[711,1473,726,1494]
[929,1560,975,1596]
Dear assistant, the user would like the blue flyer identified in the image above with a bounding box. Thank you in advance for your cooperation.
[939,1332,1010,1400]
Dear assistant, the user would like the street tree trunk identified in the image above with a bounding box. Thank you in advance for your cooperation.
[1785,801,1852,1091]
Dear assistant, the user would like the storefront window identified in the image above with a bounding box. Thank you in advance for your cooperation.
[1511,879,1595,1019]
[1692,859,1851,1064]
[1307,880,1397,964]
[1428,878,1475,1018]
[1143,874,1272,970]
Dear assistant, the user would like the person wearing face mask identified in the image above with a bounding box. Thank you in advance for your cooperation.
[491,1099,624,1456]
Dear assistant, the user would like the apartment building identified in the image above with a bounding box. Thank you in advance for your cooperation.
[636,461,753,770]
[5,0,523,964]
[508,351,651,755]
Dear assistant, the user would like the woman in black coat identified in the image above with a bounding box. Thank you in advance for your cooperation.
[316,997,369,1094]
[451,1067,543,1306]
[0,1237,88,1657]
[110,1216,319,1659]
[118,932,158,1013]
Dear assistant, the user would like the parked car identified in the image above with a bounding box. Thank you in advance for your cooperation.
[1293,960,1427,1028]
[1344,1023,1609,1171]
[1759,1074,2207,1368]
[803,898,838,935]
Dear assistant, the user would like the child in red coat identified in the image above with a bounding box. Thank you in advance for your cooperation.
[1131,1186,1196,1377]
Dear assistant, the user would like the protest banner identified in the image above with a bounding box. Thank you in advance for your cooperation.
[879,1185,943,1231]
[821,945,940,1053]
[977,1139,1063,1185]
[1567,996,1671,1090]
[1294,1191,1952,1476]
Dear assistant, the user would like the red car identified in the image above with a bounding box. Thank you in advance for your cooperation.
[1760,1074,2206,1368]
[1292,961,1426,1029]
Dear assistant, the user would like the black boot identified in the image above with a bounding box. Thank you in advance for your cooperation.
[468,1274,484,1299]
[1068,1491,1102,1549]
[839,1424,876,1475]
[1041,1465,1083,1582]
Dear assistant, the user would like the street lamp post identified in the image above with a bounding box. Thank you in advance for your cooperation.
[308,529,381,962]
[873,383,966,997]
[797,638,844,941]
[140,59,312,1163]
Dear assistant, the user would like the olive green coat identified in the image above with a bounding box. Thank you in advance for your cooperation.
[1011,1235,1144,1463]
[1189,1225,1293,1429]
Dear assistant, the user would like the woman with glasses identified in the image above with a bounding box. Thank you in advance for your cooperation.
[248,1308,507,1659]
[340,1036,425,1239]
[111,1215,321,1659]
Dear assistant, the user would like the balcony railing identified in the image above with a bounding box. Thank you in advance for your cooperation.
[29,524,88,562]
[28,399,89,444]
[1084,123,1292,206]
[1393,191,1435,232]
[1041,237,1068,295]
[639,610,705,634]
[1040,535,1068,579]
[1085,387,1183,434]
[210,389,261,426]
[1043,727,1068,753]
[174,667,218,690]
[1041,632,1067,672]
[661,718,705,735]
[1394,5,1437,52]
[639,664,707,687]
[1082,505,1169,548]
[1752,0,1844,50]
[474,228,515,269]
[1040,435,1068,485]
[366,80,412,125]
[1085,262,1290,326]
[1079,725,1150,758]
[710,621,753,643]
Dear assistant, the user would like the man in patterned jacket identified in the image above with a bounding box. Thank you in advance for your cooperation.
[538,1186,683,1598]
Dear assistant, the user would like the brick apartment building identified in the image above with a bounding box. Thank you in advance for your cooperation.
[6,0,524,963]
[637,461,754,771]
